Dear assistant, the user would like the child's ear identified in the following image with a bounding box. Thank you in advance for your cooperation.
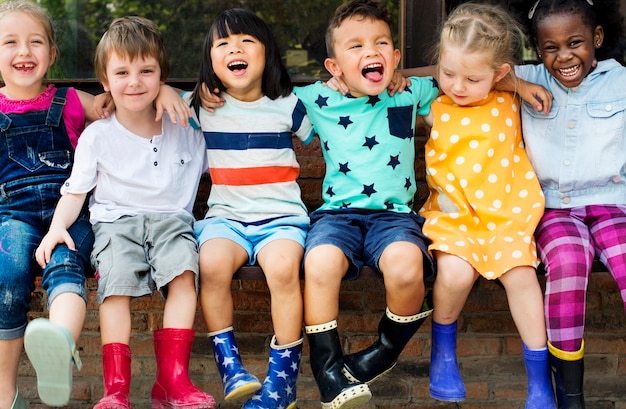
[324,57,343,77]
[494,63,511,83]
[593,25,604,49]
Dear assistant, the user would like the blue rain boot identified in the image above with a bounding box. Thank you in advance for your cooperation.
[429,321,466,402]
[343,291,433,384]
[549,341,585,409]
[523,343,557,409]
[242,335,303,409]
[209,327,261,402]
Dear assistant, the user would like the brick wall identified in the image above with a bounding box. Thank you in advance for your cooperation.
[19,129,626,408]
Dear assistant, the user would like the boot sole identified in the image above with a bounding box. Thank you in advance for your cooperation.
[429,388,466,402]
[342,362,396,385]
[224,381,262,402]
[322,383,372,409]
[24,318,75,407]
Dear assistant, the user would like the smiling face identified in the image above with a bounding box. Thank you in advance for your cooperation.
[0,11,55,100]
[210,32,265,102]
[536,11,603,88]
[438,43,510,106]
[102,52,162,116]
[324,15,400,98]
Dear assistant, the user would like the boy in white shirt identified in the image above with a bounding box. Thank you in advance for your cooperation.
[35,16,213,409]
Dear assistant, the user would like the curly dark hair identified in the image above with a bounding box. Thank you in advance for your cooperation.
[507,0,625,63]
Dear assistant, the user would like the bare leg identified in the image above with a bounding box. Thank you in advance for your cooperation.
[163,270,197,329]
[49,293,86,343]
[99,296,132,345]
[0,338,22,409]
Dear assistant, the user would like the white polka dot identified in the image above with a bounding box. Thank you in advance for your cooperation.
[501,158,510,167]
[487,222,496,231]
[459,224,467,232]
[523,236,532,244]
[447,173,455,181]
[460,179,468,188]
[439,153,448,161]
[428,149,436,157]
[475,190,484,199]
[489,236,497,244]
[446,184,455,193]
[467,237,475,244]
[492,200,502,208]
[526,171,536,180]
[461,117,471,126]
[504,236,514,242]
[512,206,522,214]
[498,132,506,142]
[526,214,533,223]
[450,212,460,219]
[481,123,491,132]
[469,140,479,149]
[491,108,499,117]
[456,156,465,165]
[506,118,513,127]
[519,189,528,198]
[450,134,460,143]
[512,250,523,259]
[494,251,502,261]
[440,244,449,251]
[441,113,450,122]
[472,253,480,262]
[431,130,439,139]
[533,202,543,208]
[473,216,480,224]
[473,164,482,173]
[514,154,521,163]
[512,103,518,113]
[477,238,485,245]
[497,96,505,103]
[505,184,511,193]
[485,271,495,278]
[488,174,498,183]
[487,149,494,158]
[427,167,437,175]
[455,241,466,246]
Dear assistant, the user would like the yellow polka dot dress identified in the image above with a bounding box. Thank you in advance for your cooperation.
[419,91,545,279]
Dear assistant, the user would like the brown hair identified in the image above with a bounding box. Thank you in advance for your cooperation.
[325,0,391,58]
[94,16,169,84]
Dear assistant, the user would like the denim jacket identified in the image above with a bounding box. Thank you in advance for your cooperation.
[515,59,626,209]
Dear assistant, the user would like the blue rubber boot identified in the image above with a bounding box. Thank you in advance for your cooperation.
[429,321,466,402]
[243,336,303,409]
[209,327,261,402]
[523,343,557,409]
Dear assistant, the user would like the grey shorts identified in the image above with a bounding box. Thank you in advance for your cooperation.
[91,213,199,304]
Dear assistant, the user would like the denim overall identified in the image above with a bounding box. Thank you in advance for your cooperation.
[0,88,93,340]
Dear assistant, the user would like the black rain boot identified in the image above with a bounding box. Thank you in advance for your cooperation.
[549,341,585,409]
[305,320,371,409]
[343,290,433,384]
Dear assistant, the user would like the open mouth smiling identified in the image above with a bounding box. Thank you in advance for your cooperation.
[228,60,248,73]
[362,63,384,82]
[558,64,581,78]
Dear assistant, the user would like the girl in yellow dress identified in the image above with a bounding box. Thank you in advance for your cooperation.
[418,4,555,408]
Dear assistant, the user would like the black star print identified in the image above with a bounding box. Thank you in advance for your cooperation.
[340,202,352,208]
[363,136,378,150]
[362,184,377,197]
[323,141,330,151]
[315,95,329,108]
[366,95,380,107]
[430,77,438,89]
[384,201,395,210]
[404,177,412,190]
[339,162,351,174]
[326,186,335,197]
[387,154,400,169]
[338,116,353,129]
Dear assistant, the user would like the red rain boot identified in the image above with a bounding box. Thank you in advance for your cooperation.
[151,328,216,409]
[94,343,132,409]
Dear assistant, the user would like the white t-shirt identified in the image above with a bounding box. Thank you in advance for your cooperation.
[62,112,208,223]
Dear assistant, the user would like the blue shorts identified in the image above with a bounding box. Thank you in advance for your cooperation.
[304,209,434,280]
[194,215,309,264]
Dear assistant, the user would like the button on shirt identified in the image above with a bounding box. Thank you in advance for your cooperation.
[515,59,626,209]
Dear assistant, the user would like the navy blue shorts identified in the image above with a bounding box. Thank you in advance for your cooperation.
[304,209,434,280]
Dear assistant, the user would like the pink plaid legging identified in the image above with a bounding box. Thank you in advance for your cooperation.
[535,205,626,352]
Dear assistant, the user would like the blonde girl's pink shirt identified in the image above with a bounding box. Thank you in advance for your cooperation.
[0,84,85,148]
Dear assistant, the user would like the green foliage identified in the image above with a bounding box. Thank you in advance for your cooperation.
[40,0,399,80]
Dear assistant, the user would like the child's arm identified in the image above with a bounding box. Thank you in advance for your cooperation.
[496,74,552,114]
[35,193,87,268]
[88,84,192,126]
[199,83,225,112]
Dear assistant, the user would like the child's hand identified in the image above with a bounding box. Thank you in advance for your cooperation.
[324,76,350,95]
[92,91,114,119]
[199,83,225,112]
[518,81,553,114]
[35,230,76,268]
[155,84,191,127]
[387,71,411,96]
